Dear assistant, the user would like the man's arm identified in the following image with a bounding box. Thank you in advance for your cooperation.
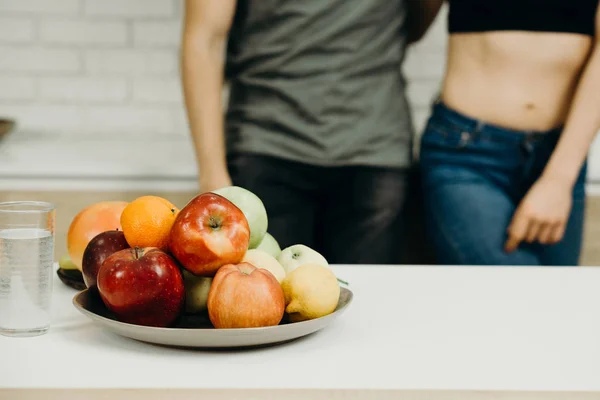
[181,0,237,192]
[406,0,444,44]
[541,5,600,186]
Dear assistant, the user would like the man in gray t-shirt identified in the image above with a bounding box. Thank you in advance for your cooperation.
[181,0,440,264]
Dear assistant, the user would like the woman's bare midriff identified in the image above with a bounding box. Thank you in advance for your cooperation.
[440,31,593,132]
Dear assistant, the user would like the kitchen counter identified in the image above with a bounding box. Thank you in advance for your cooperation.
[2,264,600,400]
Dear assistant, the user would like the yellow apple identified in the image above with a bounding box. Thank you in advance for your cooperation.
[242,249,286,283]
[277,244,329,275]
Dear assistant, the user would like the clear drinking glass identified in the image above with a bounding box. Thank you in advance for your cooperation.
[0,201,56,337]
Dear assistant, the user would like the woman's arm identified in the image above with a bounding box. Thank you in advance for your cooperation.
[181,0,237,192]
[505,4,600,253]
[542,7,600,187]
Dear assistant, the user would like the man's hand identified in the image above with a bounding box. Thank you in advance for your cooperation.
[504,176,573,253]
[199,171,232,192]
[200,175,232,192]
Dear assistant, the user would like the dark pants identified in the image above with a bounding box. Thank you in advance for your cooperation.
[419,102,587,266]
[227,153,423,264]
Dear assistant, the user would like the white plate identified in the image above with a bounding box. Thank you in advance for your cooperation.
[72,287,353,349]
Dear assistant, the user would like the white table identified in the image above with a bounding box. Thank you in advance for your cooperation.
[2,264,600,400]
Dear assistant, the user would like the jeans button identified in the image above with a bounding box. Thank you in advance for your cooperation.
[521,138,534,153]
[458,131,470,147]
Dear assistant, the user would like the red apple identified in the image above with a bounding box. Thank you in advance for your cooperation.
[207,262,285,329]
[169,192,250,277]
[82,229,130,291]
[97,247,185,327]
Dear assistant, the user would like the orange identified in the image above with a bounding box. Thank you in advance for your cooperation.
[67,201,128,271]
[120,196,179,250]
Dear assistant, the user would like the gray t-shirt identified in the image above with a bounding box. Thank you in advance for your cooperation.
[225,0,414,168]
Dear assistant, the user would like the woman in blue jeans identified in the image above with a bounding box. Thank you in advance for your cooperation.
[419,0,600,266]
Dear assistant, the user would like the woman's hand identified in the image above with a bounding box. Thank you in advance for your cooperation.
[504,176,573,253]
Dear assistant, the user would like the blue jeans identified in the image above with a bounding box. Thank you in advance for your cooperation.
[419,102,587,266]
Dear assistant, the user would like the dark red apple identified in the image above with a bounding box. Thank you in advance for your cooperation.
[207,262,285,329]
[169,192,250,277]
[97,247,185,327]
[82,229,130,290]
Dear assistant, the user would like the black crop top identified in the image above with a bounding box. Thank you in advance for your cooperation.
[448,0,599,36]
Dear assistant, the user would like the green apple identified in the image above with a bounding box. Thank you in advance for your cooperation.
[212,186,268,249]
[58,253,78,271]
[255,232,281,258]
[183,270,213,314]
[242,249,286,283]
[277,244,329,275]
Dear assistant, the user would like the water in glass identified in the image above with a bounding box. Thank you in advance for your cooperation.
[0,202,55,337]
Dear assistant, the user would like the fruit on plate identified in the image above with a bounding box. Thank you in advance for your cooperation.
[120,196,179,251]
[97,247,185,327]
[212,186,268,249]
[207,262,285,328]
[169,192,250,276]
[255,232,281,258]
[281,263,340,322]
[183,270,213,314]
[277,244,329,275]
[58,253,78,271]
[81,229,130,291]
[67,201,128,271]
[242,249,286,283]
[56,253,87,290]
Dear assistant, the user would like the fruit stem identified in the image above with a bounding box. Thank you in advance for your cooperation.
[337,277,349,286]
[208,216,221,230]
[133,247,143,260]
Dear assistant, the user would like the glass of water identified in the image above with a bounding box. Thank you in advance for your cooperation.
[0,201,56,337]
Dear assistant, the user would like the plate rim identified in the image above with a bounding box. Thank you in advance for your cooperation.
[72,286,354,334]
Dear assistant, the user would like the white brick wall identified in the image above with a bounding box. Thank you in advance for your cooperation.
[133,21,182,47]
[0,18,36,43]
[83,0,175,18]
[0,77,36,100]
[0,47,81,73]
[132,78,183,103]
[0,0,79,15]
[38,77,128,102]
[0,1,185,145]
[0,1,596,185]
[84,49,178,75]
[40,20,128,45]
